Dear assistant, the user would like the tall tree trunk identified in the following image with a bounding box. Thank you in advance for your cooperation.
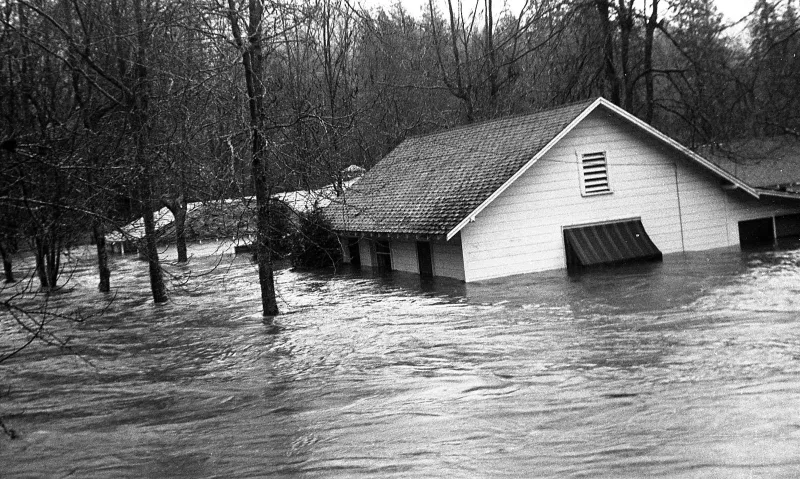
[163,195,188,263]
[0,242,14,283]
[446,0,474,122]
[485,0,498,110]
[644,0,658,123]
[34,234,58,290]
[227,0,279,318]
[174,205,187,263]
[34,237,48,288]
[618,0,635,112]
[596,0,621,105]
[428,0,475,122]
[133,0,167,304]
[47,232,59,287]
[141,195,168,303]
[93,221,111,292]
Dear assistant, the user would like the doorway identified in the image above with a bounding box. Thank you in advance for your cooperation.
[347,237,361,267]
[738,217,775,248]
[417,241,433,277]
[375,240,392,271]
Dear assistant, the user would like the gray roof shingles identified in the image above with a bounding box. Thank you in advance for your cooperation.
[327,99,596,236]
[698,137,800,192]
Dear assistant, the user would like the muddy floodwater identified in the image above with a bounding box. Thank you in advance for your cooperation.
[2,243,800,478]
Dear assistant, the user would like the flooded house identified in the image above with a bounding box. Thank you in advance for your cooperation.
[326,97,800,282]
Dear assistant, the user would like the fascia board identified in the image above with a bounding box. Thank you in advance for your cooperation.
[755,188,800,200]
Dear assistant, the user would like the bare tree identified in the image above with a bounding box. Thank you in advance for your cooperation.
[427,0,570,122]
[225,0,280,317]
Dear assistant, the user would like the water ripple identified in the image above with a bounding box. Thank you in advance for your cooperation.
[2,246,800,477]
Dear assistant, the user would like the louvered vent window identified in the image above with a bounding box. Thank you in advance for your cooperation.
[580,151,611,196]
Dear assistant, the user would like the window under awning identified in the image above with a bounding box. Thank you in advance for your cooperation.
[563,219,662,269]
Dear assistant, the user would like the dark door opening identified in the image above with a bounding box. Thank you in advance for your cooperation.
[775,213,800,239]
[738,217,774,248]
[347,237,361,267]
[375,240,392,271]
[417,241,433,277]
[564,237,582,272]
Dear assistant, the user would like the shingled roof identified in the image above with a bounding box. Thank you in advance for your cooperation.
[327,99,597,237]
[327,97,778,239]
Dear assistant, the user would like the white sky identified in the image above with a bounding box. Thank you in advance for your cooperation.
[357,0,758,24]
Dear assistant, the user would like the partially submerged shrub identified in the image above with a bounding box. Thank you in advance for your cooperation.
[289,208,342,269]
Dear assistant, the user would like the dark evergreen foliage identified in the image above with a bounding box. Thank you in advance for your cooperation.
[289,208,343,269]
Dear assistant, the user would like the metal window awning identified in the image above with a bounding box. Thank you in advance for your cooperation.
[564,219,662,267]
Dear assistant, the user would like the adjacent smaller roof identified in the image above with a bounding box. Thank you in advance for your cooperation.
[107,203,202,242]
[108,171,364,243]
[699,137,800,195]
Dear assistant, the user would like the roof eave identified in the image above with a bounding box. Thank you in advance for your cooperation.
[755,188,800,200]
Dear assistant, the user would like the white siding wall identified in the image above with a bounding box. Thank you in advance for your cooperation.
[384,239,466,280]
[344,237,466,280]
[433,240,466,281]
[391,240,418,273]
[359,239,373,268]
[461,109,800,282]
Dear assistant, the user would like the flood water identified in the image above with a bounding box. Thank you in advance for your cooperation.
[2,242,800,478]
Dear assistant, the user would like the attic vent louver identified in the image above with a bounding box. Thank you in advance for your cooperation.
[580,151,611,196]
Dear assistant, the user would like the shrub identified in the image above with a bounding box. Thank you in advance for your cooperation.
[289,208,342,269]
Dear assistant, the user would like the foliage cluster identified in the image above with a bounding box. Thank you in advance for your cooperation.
[288,208,343,269]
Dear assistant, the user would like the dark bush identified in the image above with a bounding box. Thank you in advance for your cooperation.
[289,207,342,269]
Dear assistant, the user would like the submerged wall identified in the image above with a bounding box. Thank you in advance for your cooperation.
[340,236,466,281]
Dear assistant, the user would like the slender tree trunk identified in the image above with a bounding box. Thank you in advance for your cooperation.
[34,234,58,289]
[174,206,187,263]
[644,0,658,123]
[133,0,167,304]
[254,156,279,317]
[163,195,188,263]
[596,0,621,105]
[93,221,111,292]
[618,0,634,112]
[227,0,280,318]
[0,242,14,283]
[34,238,48,288]
[446,0,474,122]
[47,233,59,287]
[2,259,12,283]
[141,196,168,303]
[485,0,498,106]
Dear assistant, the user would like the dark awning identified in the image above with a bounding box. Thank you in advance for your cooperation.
[564,219,662,267]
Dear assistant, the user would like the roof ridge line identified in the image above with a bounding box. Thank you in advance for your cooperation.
[404,97,600,142]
